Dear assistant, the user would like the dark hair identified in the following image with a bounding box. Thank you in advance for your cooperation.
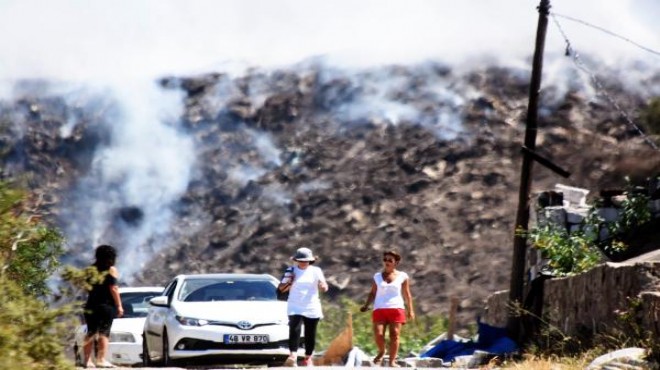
[94,244,117,271]
[383,250,402,262]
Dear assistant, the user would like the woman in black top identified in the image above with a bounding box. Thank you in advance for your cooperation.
[83,245,123,368]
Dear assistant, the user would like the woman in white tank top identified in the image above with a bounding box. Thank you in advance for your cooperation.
[360,250,415,367]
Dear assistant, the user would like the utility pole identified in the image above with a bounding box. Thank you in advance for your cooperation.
[507,0,551,341]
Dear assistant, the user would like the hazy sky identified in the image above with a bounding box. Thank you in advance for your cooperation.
[0,0,657,81]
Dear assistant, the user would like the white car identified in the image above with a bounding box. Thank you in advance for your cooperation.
[73,286,164,367]
[142,273,303,367]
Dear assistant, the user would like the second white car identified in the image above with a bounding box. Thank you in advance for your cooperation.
[73,286,163,367]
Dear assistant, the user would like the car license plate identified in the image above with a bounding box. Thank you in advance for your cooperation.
[223,334,269,344]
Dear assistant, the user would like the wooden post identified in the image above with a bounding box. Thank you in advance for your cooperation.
[507,0,551,342]
[447,295,459,340]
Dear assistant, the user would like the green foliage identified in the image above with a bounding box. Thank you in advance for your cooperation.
[0,180,77,369]
[0,273,76,370]
[0,182,65,297]
[525,224,602,276]
[61,265,106,293]
[318,297,448,357]
[610,180,651,235]
[526,181,651,276]
[640,97,660,137]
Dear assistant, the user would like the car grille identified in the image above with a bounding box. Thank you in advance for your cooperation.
[174,337,304,351]
[206,321,280,330]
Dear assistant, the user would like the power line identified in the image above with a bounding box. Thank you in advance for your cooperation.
[550,13,659,151]
[551,12,660,58]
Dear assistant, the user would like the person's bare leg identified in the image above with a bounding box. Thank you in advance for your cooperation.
[83,334,97,366]
[388,323,402,366]
[373,322,386,364]
[95,335,110,365]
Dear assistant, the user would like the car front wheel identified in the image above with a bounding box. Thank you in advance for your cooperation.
[142,333,152,367]
[162,331,171,367]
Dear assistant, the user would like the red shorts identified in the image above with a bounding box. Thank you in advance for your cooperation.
[372,308,406,324]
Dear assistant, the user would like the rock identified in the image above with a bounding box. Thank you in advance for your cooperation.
[586,347,649,370]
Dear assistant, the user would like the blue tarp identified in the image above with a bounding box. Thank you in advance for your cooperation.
[420,321,518,362]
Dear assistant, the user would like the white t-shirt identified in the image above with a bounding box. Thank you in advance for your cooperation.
[373,271,408,310]
[285,265,326,318]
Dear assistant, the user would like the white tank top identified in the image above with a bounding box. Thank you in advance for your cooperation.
[373,271,408,310]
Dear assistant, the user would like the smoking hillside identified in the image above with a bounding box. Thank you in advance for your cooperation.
[1,60,658,325]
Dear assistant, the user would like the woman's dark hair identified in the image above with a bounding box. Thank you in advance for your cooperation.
[383,250,402,262]
[94,244,117,271]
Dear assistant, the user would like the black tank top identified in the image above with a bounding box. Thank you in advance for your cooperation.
[85,267,118,308]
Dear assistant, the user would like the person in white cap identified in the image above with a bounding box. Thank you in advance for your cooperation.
[278,247,328,367]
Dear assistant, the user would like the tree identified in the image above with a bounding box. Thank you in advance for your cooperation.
[0,181,75,370]
[0,182,65,296]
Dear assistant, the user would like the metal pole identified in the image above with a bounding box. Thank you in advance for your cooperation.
[507,0,551,341]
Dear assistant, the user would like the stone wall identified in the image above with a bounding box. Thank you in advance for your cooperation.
[543,262,660,335]
[482,290,509,327]
[640,291,660,338]
[482,261,660,338]
[482,182,660,337]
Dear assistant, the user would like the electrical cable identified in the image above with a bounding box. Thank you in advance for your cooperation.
[551,12,660,59]
[549,13,659,151]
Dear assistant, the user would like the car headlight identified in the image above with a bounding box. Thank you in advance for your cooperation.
[175,315,209,326]
[109,332,136,343]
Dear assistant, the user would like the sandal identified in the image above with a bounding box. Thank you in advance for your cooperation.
[372,353,384,366]
[95,361,116,368]
[284,354,298,367]
[390,358,401,367]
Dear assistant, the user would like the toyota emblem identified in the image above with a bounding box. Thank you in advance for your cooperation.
[237,320,253,330]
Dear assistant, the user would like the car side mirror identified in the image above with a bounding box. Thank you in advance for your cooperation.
[149,296,169,307]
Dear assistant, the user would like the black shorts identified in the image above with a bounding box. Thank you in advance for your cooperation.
[84,304,115,337]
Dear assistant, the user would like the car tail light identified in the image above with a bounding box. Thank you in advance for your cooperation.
[109,332,136,343]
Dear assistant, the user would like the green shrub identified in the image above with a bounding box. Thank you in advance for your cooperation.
[526,180,650,276]
[0,272,76,370]
[526,224,602,276]
[610,182,651,235]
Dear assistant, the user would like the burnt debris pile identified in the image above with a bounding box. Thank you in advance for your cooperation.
[1,62,658,323]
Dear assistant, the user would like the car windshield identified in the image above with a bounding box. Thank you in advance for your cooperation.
[179,278,277,302]
[121,291,162,318]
